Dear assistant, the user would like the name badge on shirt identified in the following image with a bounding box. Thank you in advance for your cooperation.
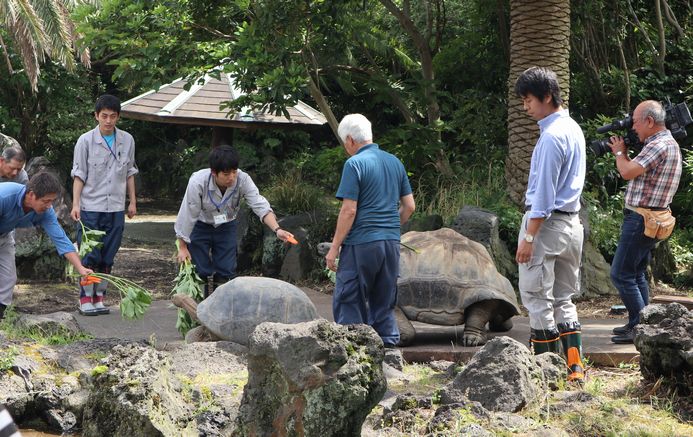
[213,212,229,226]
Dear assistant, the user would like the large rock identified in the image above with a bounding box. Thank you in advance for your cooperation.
[635,303,693,391]
[579,240,618,298]
[235,319,387,436]
[451,206,518,286]
[82,342,247,437]
[16,312,83,337]
[440,336,546,412]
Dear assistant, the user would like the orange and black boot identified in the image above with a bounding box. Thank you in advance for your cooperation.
[530,328,561,355]
[558,322,585,382]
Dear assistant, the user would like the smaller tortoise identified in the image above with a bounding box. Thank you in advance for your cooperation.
[397,228,520,347]
[173,276,319,345]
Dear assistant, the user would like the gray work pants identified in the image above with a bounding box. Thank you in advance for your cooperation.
[0,232,16,306]
[518,212,583,331]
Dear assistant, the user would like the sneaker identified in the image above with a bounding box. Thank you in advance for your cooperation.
[611,329,635,344]
[79,301,98,316]
[611,324,631,335]
[93,301,111,315]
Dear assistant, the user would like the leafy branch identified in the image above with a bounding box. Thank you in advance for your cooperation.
[171,240,204,336]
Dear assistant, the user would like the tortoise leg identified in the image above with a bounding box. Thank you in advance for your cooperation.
[489,314,513,332]
[185,326,220,343]
[394,306,415,346]
[462,301,498,346]
[172,293,200,322]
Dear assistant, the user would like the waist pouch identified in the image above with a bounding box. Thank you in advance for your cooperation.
[635,207,676,240]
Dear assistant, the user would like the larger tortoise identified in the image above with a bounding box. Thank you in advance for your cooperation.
[173,276,319,345]
[396,227,520,346]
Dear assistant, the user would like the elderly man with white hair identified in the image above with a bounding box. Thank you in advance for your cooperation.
[325,113,415,347]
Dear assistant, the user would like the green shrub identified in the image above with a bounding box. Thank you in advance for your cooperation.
[265,169,331,216]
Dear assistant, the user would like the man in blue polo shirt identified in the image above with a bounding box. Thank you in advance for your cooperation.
[0,172,92,320]
[325,113,416,347]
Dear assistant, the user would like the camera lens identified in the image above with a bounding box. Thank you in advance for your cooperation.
[589,139,611,156]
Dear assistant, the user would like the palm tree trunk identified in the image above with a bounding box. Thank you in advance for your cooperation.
[505,0,572,206]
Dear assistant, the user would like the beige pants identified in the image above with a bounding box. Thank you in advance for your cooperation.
[0,232,16,306]
[518,212,583,330]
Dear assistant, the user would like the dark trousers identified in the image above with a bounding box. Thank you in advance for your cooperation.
[610,211,658,328]
[77,210,125,270]
[188,220,237,281]
[333,240,400,345]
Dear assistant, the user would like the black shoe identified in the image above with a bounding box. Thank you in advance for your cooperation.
[383,343,398,349]
[611,329,635,344]
[611,324,631,335]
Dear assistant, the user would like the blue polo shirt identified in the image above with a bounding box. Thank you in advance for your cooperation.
[336,143,412,245]
[0,183,75,255]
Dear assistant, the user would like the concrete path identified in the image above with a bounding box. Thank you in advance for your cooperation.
[74,287,638,366]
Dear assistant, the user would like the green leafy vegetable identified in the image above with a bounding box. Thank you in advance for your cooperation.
[171,240,204,336]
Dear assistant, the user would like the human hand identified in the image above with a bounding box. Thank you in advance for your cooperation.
[326,246,340,272]
[515,239,534,264]
[70,206,81,221]
[77,265,94,277]
[127,202,137,219]
[608,136,626,155]
[177,246,191,264]
[276,229,297,244]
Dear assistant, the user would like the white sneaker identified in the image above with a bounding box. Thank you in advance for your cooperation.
[79,301,98,316]
[93,300,110,315]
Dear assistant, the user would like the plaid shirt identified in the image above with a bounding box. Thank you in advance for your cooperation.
[626,130,682,208]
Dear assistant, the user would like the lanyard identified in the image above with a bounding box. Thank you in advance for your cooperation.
[101,130,117,160]
[207,173,237,212]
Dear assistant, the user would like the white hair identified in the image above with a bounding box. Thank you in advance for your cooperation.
[337,114,373,144]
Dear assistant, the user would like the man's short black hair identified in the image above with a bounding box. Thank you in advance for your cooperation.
[209,145,240,173]
[27,171,62,198]
[95,94,121,114]
[514,66,563,108]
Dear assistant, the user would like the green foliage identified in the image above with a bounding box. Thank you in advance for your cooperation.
[582,192,624,261]
[0,346,18,373]
[669,228,693,286]
[171,240,205,337]
[264,169,329,216]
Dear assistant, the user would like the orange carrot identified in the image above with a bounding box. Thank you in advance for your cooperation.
[286,235,299,245]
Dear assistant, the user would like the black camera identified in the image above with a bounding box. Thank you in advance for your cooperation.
[590,100,693,156]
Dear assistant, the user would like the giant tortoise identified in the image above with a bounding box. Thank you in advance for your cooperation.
[396,227,520,346]
[172,276,319,345]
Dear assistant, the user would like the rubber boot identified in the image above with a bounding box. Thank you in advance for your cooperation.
[93,266,111,315]
[93,280,110,315]
[203,276,214,299]
[558,322,585,382]
[79,284,98,316]
[212,275,231,293]
[530,328,561,355]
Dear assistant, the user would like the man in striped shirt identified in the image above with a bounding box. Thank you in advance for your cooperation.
[608,100,682,344]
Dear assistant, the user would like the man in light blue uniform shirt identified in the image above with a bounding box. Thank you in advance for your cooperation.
[0,172,92,320]
[514,67,586,382]
[325,114,415,347]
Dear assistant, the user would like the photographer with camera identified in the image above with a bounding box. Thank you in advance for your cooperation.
[607,100,682,344]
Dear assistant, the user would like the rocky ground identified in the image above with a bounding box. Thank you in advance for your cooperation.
[6,204,693,435]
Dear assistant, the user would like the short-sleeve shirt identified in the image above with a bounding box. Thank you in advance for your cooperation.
[626,130,682,208]
[174,168,273,243]
[336,143,412,245]
[71,126,138,212]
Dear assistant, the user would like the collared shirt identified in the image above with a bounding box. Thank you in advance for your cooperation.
[336,143,412,245]
[0,168,28,185]
[525,109,586,219]
[626,129,682,208]
[174,168,273,243]
[71,126,138,212]
[0,183,74,255]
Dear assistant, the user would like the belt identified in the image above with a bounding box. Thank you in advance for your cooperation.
[625,204,669,212]
[525,206,578,215]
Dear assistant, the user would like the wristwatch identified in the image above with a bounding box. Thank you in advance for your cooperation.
[273,226,282,233]
[524,233,534,243]
[615,151,624,157]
